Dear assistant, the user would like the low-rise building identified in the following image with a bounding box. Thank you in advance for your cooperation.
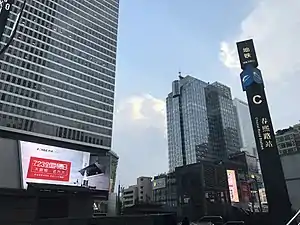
[175,159,249,221]
[152,172,177,208]
[137,176,152,203]
[122,185,138,208]
[276,123,300,211]
[276,124,300,156]
[122,176,153,208]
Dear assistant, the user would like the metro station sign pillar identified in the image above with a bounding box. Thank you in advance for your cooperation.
[236,39,293,224]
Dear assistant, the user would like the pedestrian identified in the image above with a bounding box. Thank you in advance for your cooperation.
[182,217,190,225]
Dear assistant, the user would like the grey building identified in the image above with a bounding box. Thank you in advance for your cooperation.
[280,152,300,211]
[166,75,209,172]
[122,185,138,208]
[233,98,257,157]
[276,124,300,156]
[137,176,153,203]
[152,172,177,208]
[122,176,153,208]
[276,123,300,211]
[0,0,119,151]
[166,75,239,171]
[205,82,240,158]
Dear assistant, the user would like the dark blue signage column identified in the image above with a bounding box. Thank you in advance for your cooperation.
[236,39,293,225]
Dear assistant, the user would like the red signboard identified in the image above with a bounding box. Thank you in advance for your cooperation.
[27,157,71,182]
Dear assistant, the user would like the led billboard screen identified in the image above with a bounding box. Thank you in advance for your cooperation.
[19,141,110,191]
[227,169,240,203]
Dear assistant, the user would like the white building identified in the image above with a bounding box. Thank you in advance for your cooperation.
[122,176,153,208]
[122,185,138,208]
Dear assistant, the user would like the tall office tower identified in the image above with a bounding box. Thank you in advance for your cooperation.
[0,0,119,151]
[233,98,257,157]
[205,82,240,158]
[166,75,209,172]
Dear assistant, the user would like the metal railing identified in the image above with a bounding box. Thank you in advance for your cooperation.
[286,208,300,225]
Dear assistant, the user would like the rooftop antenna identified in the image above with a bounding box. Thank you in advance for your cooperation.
[178,69,183,80]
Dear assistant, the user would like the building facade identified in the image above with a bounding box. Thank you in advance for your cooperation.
[166,75,209,171]
[205,82,240,158]
[122,185,138,208]
[137,176,152,203]
[175,159,249,221]
[166,75,239,171]
[233,98,257,157]
[276,123,300,210]
[122,176,153,208]
[152,172,177,208]
[0,0,119,151]
[276,124,300,156]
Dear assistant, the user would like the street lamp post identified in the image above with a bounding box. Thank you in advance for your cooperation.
[0,0,26,56]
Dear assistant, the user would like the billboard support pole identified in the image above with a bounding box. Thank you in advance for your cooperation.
[236,39,293,225]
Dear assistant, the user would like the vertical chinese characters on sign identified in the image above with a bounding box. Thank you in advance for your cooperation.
[243,47,251,59]
[261,118,273,148]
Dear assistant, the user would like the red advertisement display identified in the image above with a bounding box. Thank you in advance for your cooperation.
[26,157,71,182]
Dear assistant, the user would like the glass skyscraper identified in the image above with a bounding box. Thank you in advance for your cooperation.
[0,0,119,150]
[167,76,209,171]
[233,98,257,157]
[205,82,240,158]
[166,75,240,172]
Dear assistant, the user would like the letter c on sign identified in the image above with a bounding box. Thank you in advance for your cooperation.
[253,95,262,104]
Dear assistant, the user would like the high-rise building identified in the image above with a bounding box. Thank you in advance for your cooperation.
[166,75,239,171]
[166,75,209,172]
[233,98,257,157]
[205,82,240,158]
[0,0,119,151]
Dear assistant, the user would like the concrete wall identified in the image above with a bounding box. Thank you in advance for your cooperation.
[107,193,117,216]
[0,138,21,189]
[281,153,300,210]
[123,185,138,207]
[137,177,152,203]
[68,195,94,218]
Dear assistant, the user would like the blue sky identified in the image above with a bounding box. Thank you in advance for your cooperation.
[115,0,254,99]
[112,0,300,187]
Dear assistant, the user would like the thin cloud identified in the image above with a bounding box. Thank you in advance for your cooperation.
[219,0,300,129]
[113,94,168,186]
[220,0,300,83]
